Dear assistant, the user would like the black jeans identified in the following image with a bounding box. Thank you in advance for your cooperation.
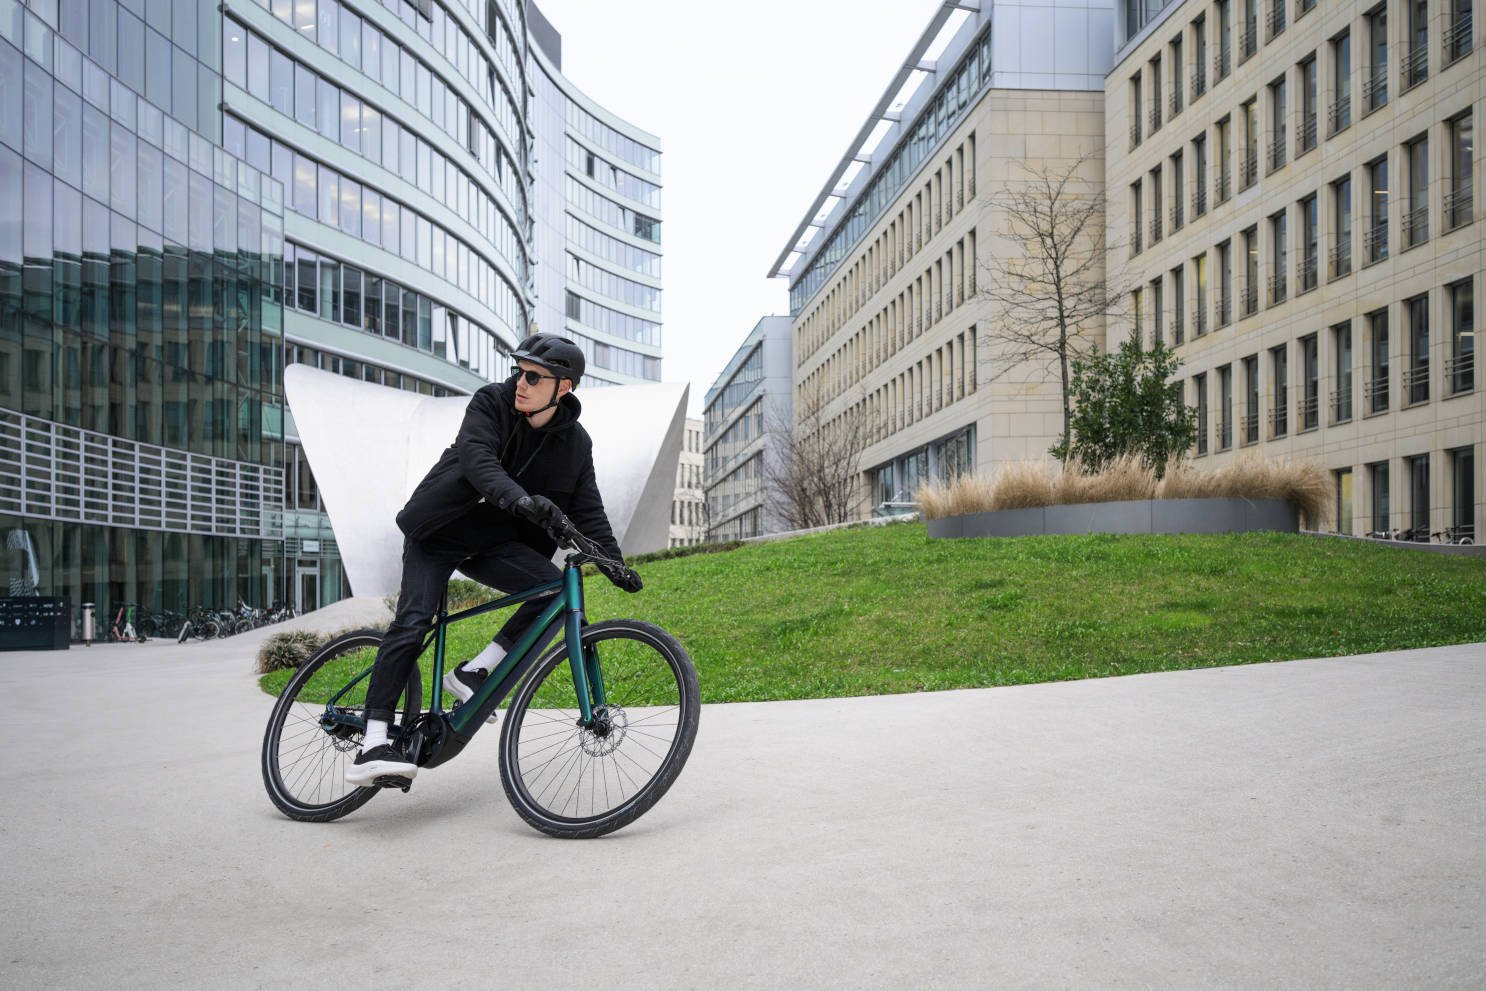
[363,536,561,724]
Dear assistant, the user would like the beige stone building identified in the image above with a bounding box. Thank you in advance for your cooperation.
[669,417,706,548]
[1107,0,1481,538]
[770,1,1115,513]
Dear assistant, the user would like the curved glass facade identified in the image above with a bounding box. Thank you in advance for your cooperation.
[527,16,661,387]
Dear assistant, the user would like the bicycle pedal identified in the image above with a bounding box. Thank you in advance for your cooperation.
[373,776,413,793]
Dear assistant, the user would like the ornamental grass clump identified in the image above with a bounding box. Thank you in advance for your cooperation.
[917,454,1331,525]
[256,629,329,674]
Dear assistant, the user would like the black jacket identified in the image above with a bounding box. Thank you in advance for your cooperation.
[396,378,621,558]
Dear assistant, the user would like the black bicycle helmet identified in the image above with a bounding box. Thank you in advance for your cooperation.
[512,334,585,387]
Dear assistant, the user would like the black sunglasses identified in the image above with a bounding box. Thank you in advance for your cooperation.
[514,368,559,386]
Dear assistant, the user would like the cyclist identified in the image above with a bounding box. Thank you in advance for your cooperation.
[347,334,642,787]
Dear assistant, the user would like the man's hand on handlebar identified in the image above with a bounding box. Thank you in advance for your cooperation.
[598,561,643,594]
[512,494,567,532]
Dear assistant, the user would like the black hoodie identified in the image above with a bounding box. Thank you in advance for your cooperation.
[395,377,621,558]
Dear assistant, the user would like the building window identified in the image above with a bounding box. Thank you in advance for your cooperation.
[1130,179,1143,255]
[1170,150,1185,231]
[1170,35,1185,116]
[1242,354,1260,444]
[1330,31,1352,134]
[1449,446,1476,541]
[1132,287,1144,343]
[1367,307,1391,413]
[1404,135,1429,248]
[1193,14,1209,96]
[1408,453,1431,533]
[1270,343,1288,437]
[1150,55,1163,134]
[1171,266,1186,344]
[1365,6,1389,113]
[1331,175,1353,278]
[1241,0,1258,60]
[1193,134,1209,215]
[1268,76,1287,172]
[1446,111,1474,232]
[1151,277,1165,346]
[1218,364,1234,449]
[1300,333,1319,430]
[1239,99,1259,190]
[1365,155,1389,264]
[1332,320,1353,422]
[1129,71,1143,149]
[1150,165,1163,244]
[1406,293,1430,405]
[1241,226,1260,317]
[1194,372,1210,455]
[1403,0,1429,90]
[1369,461,1392,534]
[1217,117,1232,202]
[1448,278,1475,394]
[1445,0,1475,65]
[1269,211,1289,305]
[1194,253,1208,336]
[1336,468,1354,534]
[1216,240,1233,327]
[1298,56,1318,155]
[1216,0,1232,79]
[1298,194,1318,292]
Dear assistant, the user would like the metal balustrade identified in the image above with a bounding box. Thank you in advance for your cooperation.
[1329,241,1352,279]
[1401,45,1429,91]
[1331,386,1353,422]
[1405,362,1430,405]
[1298,394,1319,430]
[1364,65,1388,112]
[1366,374,1390,413]
[1444,186,1473,232]
[1298,115,1317,154]
[1446,354,1475,394]
[1267,1,1286,39]
[1328,94,1351,134]
[1297,258,1317,293]
[1269,271,1287,305]
[1240,285,1258,317]
[1403,205,1429,248]
[1240,148,1258,189]
[1268,403,1288,437]
[1268,134,1286,172]
[1364,222,1388,264]
[1444,14,1473,65]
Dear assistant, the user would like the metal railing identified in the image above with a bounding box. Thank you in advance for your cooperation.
[1298,393,1319,430]
[1297,257,1317,293]
[1217,167,1232,203]
[1239,148,1258,189]
[1240,23,1258,61]
[1269,402,1288,437]
[1444,185,1473,232]
[1267,1,1286,39]
[1193,186,1209,217]
[1130,121,1142,149]
[1330,240,1352,279]
[1269,271,1287,305]
[1401,45,1429,91]
[1241,411,1260,444]
[1298,115,1317,154]
[1217,45,1231,80]
[1193,64,1208,97]
[1329,94,1351,134]
[1194,305,1208,337]
[1150,106,1162,134]
[1331,386,1353,422]
[1364,221,1388,264]
[1444,14,1474,65]
[1132,229,1143,255]
[1268,133,1286,172]
[1170,87,1183,117]
[1218,289,1232,327]
[1364,64,1388,113]
[1446,353,1475,394]
[1295,0,1316,20]
[1240,284,1259,317]
[1171,200,1184,231]
[1366,374,1390,413]
[1403,205,1429,248]
[1405,362,1430,405]
[1151,214,1163,244]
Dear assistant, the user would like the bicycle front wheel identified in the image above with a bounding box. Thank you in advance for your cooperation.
[261,630,420,822]
[499,620,700,838]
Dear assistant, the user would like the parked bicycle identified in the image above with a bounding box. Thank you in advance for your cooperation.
[1432,525,1475,545]
[261,517,700,838]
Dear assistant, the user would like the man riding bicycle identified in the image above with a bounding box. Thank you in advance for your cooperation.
[347,333,641,787]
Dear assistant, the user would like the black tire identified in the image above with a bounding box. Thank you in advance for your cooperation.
[499,620,700,838]
[261,630,420,823]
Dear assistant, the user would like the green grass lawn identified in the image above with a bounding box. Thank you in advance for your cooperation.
[261,523,1486,703]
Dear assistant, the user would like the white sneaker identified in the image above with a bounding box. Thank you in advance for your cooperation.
[443,668,497,723]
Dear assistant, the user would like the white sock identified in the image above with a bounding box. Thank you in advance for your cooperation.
[363,719,389,751]
[462,641,506,674]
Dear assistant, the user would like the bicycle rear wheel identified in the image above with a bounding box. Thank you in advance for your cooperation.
[499,620,700,838]
[261,630,420,822]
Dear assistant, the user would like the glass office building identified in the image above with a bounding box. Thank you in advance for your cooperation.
[0,0,539,619]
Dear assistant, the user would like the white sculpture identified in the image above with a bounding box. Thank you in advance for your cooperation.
[284,364,688,597]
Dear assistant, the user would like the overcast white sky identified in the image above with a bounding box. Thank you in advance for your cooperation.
[532,0,945,414]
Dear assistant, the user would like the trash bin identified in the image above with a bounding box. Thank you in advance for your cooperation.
[81,602,95,646]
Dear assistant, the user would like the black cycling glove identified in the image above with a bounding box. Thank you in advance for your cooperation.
[512,494,566,532]
[598,560,643,593]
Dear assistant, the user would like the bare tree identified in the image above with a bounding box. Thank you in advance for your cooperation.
[765,382,873,530]
[978,154,1122,456]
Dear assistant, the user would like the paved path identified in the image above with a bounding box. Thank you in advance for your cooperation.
[2,636,1483,989]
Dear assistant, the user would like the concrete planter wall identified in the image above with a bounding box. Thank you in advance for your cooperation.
[925,498,1299,539]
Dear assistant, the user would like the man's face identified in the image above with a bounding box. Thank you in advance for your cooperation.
[513,360,570,414]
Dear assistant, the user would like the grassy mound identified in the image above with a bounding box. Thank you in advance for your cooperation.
[259,523,1486,703]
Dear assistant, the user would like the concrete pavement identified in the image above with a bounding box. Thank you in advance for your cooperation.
[1,633,1483,988]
